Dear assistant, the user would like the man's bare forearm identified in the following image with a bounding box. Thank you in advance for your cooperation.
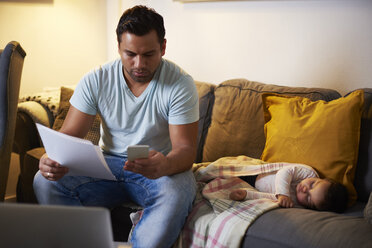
[164,144,196,176]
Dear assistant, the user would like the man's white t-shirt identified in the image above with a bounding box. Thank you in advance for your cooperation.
[70,58,199,157]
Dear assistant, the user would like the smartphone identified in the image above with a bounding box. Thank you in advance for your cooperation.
[127,145,149,161]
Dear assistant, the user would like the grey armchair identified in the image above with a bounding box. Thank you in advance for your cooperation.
[0,41,26,201]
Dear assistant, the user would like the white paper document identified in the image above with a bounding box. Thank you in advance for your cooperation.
[36,123,116,181]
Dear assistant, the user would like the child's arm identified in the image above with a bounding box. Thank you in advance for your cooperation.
[275,166,296,207]
[275,165,318,208]
[229,188,277,201]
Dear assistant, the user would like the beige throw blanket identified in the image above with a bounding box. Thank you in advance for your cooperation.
[178,156,309,248]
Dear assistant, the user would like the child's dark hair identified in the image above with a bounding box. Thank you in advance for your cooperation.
[317,178,349,213]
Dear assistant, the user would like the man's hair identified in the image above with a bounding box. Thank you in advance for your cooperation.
[116,5,165,44]
[317,178,349,213]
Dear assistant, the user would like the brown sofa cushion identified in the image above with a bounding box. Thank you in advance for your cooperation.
[202,79,341,162]
[52,87,101,145]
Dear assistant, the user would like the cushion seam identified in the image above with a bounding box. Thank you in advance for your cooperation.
[217,84,341,101]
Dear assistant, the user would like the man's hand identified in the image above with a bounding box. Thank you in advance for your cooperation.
[39,153,69,181]
[124,150,169,179]
[277,194,294,208]
[38,105,93,181]
[124,122,198,179]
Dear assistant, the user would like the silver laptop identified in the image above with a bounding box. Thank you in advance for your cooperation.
[0,203,131,248]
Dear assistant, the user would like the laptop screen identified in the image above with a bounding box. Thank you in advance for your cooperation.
[0,203,130,248]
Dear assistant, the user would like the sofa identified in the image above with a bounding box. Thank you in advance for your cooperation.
[13,79,372,247]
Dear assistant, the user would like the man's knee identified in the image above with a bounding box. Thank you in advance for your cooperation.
[33,170,45,193]
[33,170,51,204]
[159,173,196,210]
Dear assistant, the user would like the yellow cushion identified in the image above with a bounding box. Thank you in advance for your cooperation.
[261,90,364,205]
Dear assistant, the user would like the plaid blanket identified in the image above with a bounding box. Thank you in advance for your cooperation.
[177,156,306,248]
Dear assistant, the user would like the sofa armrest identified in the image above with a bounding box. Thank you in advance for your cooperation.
[17,147,45,203]
[13,101,56,202]
[13,101,54,159]
[17,101,54,127]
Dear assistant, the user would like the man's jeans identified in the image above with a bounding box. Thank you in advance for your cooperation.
[33,153,197,248]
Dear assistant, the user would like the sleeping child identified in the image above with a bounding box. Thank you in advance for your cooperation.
[229,165,349,213]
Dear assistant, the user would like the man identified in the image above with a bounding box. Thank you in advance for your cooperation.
[33,5,199,248]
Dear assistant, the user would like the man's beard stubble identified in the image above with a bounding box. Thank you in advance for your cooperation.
[125,67,154,84]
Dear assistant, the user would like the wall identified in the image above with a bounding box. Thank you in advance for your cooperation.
[0,0,108,200]
[0,0,107,96]
[2,0,370,95]
[117,0,372,95]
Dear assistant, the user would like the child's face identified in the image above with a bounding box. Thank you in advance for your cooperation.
[296,178,331,210]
